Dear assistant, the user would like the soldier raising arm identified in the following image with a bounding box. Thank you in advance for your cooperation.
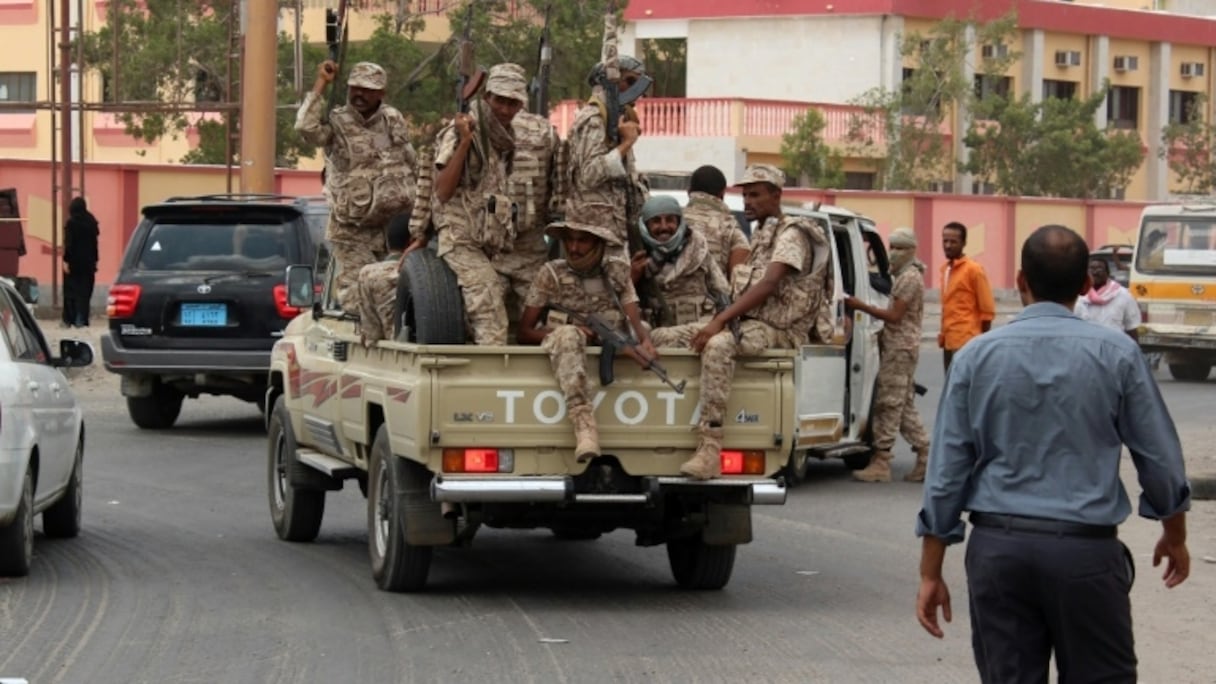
[517,203,657,463]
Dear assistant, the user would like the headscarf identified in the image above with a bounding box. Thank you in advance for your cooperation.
[888,226,919,274]
[637,195,688,263]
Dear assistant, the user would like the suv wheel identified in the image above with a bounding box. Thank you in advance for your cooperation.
[127,381,184,429]
[0,469,34,577]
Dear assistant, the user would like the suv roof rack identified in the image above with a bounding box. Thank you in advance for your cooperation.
[161,193,298,203]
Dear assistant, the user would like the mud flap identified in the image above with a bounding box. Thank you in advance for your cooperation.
[702,503,752,545]
[402,474,455,546]
[120,374,154,398]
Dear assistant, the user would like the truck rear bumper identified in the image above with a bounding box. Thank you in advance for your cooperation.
[431,475,787,506]
[101,332,271,374]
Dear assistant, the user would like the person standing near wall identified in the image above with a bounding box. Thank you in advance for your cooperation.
[938,221,995,371]
[62,197,99,328]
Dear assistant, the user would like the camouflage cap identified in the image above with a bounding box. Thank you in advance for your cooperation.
[486,63,529,104]
[735,164,786,188]
[545,202,623,246]
[348,62,387,90]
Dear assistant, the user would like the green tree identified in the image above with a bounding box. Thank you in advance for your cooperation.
[780,108,845,188]
[1160,94,1215,194]
[844,13,1020,191]
[963,87,1144,198]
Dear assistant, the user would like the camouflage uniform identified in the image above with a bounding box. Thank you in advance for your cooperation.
[295,63,417,309]
[868,262,930,465]
[646,230,731,342]
[684,191,749,276]
[493,111,562,324]
[565,97,647,260]
[356,256,402,344]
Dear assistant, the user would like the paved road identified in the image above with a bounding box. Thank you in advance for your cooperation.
[1,344,1212,683]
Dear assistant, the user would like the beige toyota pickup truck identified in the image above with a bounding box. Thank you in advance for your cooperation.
[265,204,890,592]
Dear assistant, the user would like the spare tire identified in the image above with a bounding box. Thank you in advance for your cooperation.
[392,260,411,341]
[402,248,466,344]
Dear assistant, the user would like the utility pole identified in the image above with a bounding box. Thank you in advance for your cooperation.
[57,0,73,307]
[239,0,277,193]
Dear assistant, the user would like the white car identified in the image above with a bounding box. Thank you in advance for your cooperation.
[0,277,93,576]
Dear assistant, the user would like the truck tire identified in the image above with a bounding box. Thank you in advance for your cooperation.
[551,527,603,541]
[368,425,433,592]
[267,397,325,542]
[127,381,184,429]
[42,440,83,538]
[666,535,737,590]
[1168,362,1211,382]
[402,249,465,345]
[0,469,34,577]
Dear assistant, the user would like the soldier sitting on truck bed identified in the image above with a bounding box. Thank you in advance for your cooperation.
[516,202,658,463]
[628,194,731,335]
[652,165,831,480]
[355,211,411,346]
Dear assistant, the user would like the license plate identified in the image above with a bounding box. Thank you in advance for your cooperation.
[180,302,228,326]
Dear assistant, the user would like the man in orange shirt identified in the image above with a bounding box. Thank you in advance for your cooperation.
[938,221,995,371]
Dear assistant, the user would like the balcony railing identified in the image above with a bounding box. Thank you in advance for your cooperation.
[548,97,890,146]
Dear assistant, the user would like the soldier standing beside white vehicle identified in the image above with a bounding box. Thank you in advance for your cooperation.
[845,227,931,483]
[295,60,417,309]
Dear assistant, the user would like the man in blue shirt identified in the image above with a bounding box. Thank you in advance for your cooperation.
[915,224,1191,683]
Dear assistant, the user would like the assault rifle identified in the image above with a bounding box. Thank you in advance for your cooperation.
[914,382,928,396]
[455,2,487,114]
[550,306,686,394]
[323,0,350,124]
[529,3,553,117]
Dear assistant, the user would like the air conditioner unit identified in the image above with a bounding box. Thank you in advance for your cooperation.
[981,44,1008,59]
[1181,62,1206,78]
[1113,56,1139,72]
[1055,50,1082,67]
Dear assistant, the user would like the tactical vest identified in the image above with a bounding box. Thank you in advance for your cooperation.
[326,106,415,231]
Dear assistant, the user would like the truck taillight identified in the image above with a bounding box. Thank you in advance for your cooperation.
[443,448,513,473]
[1139,302,1148,323]
[106,284,142,318]
[720,450,766,475]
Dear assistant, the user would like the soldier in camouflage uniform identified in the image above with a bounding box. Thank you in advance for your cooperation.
[493,110,563,325]
[845,227,931,483]
[431,63,529,345]
[355,212,411,346]
[628,195,730,336]
[656,166,832,480]
[684,165,750,276]
[565,17,649,260]
[517,203,657,463]
[295,60,417,310]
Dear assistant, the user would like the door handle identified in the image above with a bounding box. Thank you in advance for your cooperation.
[27,381,40,393]
[50,382,63,394]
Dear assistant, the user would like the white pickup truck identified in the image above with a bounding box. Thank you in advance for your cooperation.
[264,204,890,592]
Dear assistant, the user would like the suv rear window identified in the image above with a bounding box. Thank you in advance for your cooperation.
[137,221,289,272]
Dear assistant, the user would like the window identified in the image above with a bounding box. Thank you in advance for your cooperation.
[973,75,1012,102]
[1042,79,1077,100]
[0,72,36,111]
[0,289,49,363]
[137,221,289,271]
[1136,218,1216,275]
[843,172,876,190]
[1168,90,1201,125]
[901,68,942,116]
[1106,86,1140,130]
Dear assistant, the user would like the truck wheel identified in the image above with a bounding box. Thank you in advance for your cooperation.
[666,535,737,590]
[127,381,184,429]
[267,397,325,542]
[0,469,34,577]
[368,425,432,592]
[402,249,466,345]
[43,440,83,538]
[551,527,603,541]
[1168,362,1211,382]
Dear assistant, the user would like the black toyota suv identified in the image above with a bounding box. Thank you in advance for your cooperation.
[101,194,325,429]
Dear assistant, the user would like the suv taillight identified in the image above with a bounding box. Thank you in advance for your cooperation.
[106,284,142,318]
[273,284,301,319]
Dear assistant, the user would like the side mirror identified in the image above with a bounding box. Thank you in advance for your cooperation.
[56,339,94,368]
[285,265,315,308]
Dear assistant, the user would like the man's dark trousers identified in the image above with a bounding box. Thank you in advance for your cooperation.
[965,525,1136,684]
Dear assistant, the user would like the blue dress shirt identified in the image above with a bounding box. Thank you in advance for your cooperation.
[916,302,1191,544]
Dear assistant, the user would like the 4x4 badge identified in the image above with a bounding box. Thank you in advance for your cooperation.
[197,284,212,294]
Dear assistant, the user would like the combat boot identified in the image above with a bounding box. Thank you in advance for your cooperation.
[853,450,893,483]
[680,425,724,480]
[569,405,600,463]
[904,446,929,482]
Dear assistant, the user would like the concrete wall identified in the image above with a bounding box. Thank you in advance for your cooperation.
[0,160,1148,294]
